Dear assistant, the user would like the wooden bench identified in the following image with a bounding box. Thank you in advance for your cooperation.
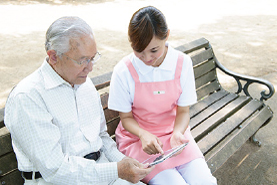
[0,38,275,184]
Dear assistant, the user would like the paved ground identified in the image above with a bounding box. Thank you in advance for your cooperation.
[0,0,276,184]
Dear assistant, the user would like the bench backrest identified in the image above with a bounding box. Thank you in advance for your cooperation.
[178,38,220,101]
[0,38,219,184]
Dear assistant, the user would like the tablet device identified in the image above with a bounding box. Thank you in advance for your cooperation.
[142,141,189,167]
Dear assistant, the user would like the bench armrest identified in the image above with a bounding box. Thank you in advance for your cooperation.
[213,52,275,102]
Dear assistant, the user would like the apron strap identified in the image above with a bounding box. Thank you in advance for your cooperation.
[174,53,184,79]
[125,58,140,82]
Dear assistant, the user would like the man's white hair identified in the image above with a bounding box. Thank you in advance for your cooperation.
[45,16,93,56]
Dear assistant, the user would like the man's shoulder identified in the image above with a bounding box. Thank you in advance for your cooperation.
[10,69,44,98]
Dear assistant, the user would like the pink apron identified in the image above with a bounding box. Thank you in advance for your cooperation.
[115,54,203,183]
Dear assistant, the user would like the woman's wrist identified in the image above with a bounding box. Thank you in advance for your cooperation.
[138,128,147,139]
[173,126,186,135]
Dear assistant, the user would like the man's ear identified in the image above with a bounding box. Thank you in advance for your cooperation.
[47,50,58,65]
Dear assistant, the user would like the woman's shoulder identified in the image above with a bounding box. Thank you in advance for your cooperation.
[111,53,136,84]
[113,54,133,74]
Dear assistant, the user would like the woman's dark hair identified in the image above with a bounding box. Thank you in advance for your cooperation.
[128,6,168,52]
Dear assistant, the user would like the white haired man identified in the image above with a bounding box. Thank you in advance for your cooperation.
[4,16,153,185]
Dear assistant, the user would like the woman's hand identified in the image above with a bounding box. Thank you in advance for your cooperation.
[119,111,164,155]
[170,131,188,156]
[139,129,164,155]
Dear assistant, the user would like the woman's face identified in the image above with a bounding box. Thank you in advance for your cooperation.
[133,36,168,67]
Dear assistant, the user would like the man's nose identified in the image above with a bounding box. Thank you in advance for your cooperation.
[85,61,93,72]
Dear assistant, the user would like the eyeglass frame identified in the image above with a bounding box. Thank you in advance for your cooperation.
[62,51,101,66]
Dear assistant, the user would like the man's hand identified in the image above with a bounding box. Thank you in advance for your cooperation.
[117,157,154,183]
[139,130,164,155]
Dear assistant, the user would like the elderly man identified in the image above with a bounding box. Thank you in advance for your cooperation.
[4,16,153,185]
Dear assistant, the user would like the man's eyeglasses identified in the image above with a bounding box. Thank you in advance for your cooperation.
[63,52,101,66]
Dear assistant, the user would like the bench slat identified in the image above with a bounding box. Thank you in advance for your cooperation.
[176,38,209,54]
[100,92,109,109]
[107,117,120,137]
[0,127,12,156]
[104,109,119,124]
[205,105,273,173]
[195,70,217,89]
[194,59,216,79]
[0,170,24,185]
[0,152,18,176]
[196,81,221,100]
[91,71,113,90]
[191,48,214,66]
[190,93,238,129]
[198,99,264,155]
[190,90,229,118]
[191,96,251,141]
[0,108,4,129]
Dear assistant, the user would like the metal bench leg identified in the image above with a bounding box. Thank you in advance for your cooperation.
[250,133,262,147]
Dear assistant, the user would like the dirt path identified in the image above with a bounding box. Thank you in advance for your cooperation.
[1,0,277,108]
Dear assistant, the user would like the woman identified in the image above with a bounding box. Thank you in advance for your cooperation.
[108,6,217,185]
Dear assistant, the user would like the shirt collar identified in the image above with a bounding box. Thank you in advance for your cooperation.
[133,43,175,75]
[41,58,72,89]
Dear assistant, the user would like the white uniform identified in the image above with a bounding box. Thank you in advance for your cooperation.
[108,44,197,112]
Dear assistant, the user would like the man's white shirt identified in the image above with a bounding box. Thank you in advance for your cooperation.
[4,59,125,184]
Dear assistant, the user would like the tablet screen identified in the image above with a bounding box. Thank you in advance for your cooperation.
[142,141,189,167]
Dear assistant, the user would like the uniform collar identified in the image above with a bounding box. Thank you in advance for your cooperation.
[41,58,72,89]
[133,43,175,75]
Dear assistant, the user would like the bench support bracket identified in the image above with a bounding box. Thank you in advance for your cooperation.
[250,134,262,147]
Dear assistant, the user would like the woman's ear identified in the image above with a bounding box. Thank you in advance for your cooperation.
[47,50,58,65]
[166,29,170,41]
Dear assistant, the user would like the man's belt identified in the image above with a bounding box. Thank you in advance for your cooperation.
[22,171,42,180]
[84,151,101,160]
[22,151,101,180]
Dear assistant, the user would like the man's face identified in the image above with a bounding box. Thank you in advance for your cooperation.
[54,34,97,86]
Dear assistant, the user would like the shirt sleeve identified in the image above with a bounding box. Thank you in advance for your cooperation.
[177,54,197,106]
[108,61,133,113]
[4,92,119,184]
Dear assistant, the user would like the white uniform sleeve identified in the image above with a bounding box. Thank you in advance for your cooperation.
[177,55,197,106]
[108,61,133,113]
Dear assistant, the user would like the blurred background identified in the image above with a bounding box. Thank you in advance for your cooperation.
[1,0,276,108]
